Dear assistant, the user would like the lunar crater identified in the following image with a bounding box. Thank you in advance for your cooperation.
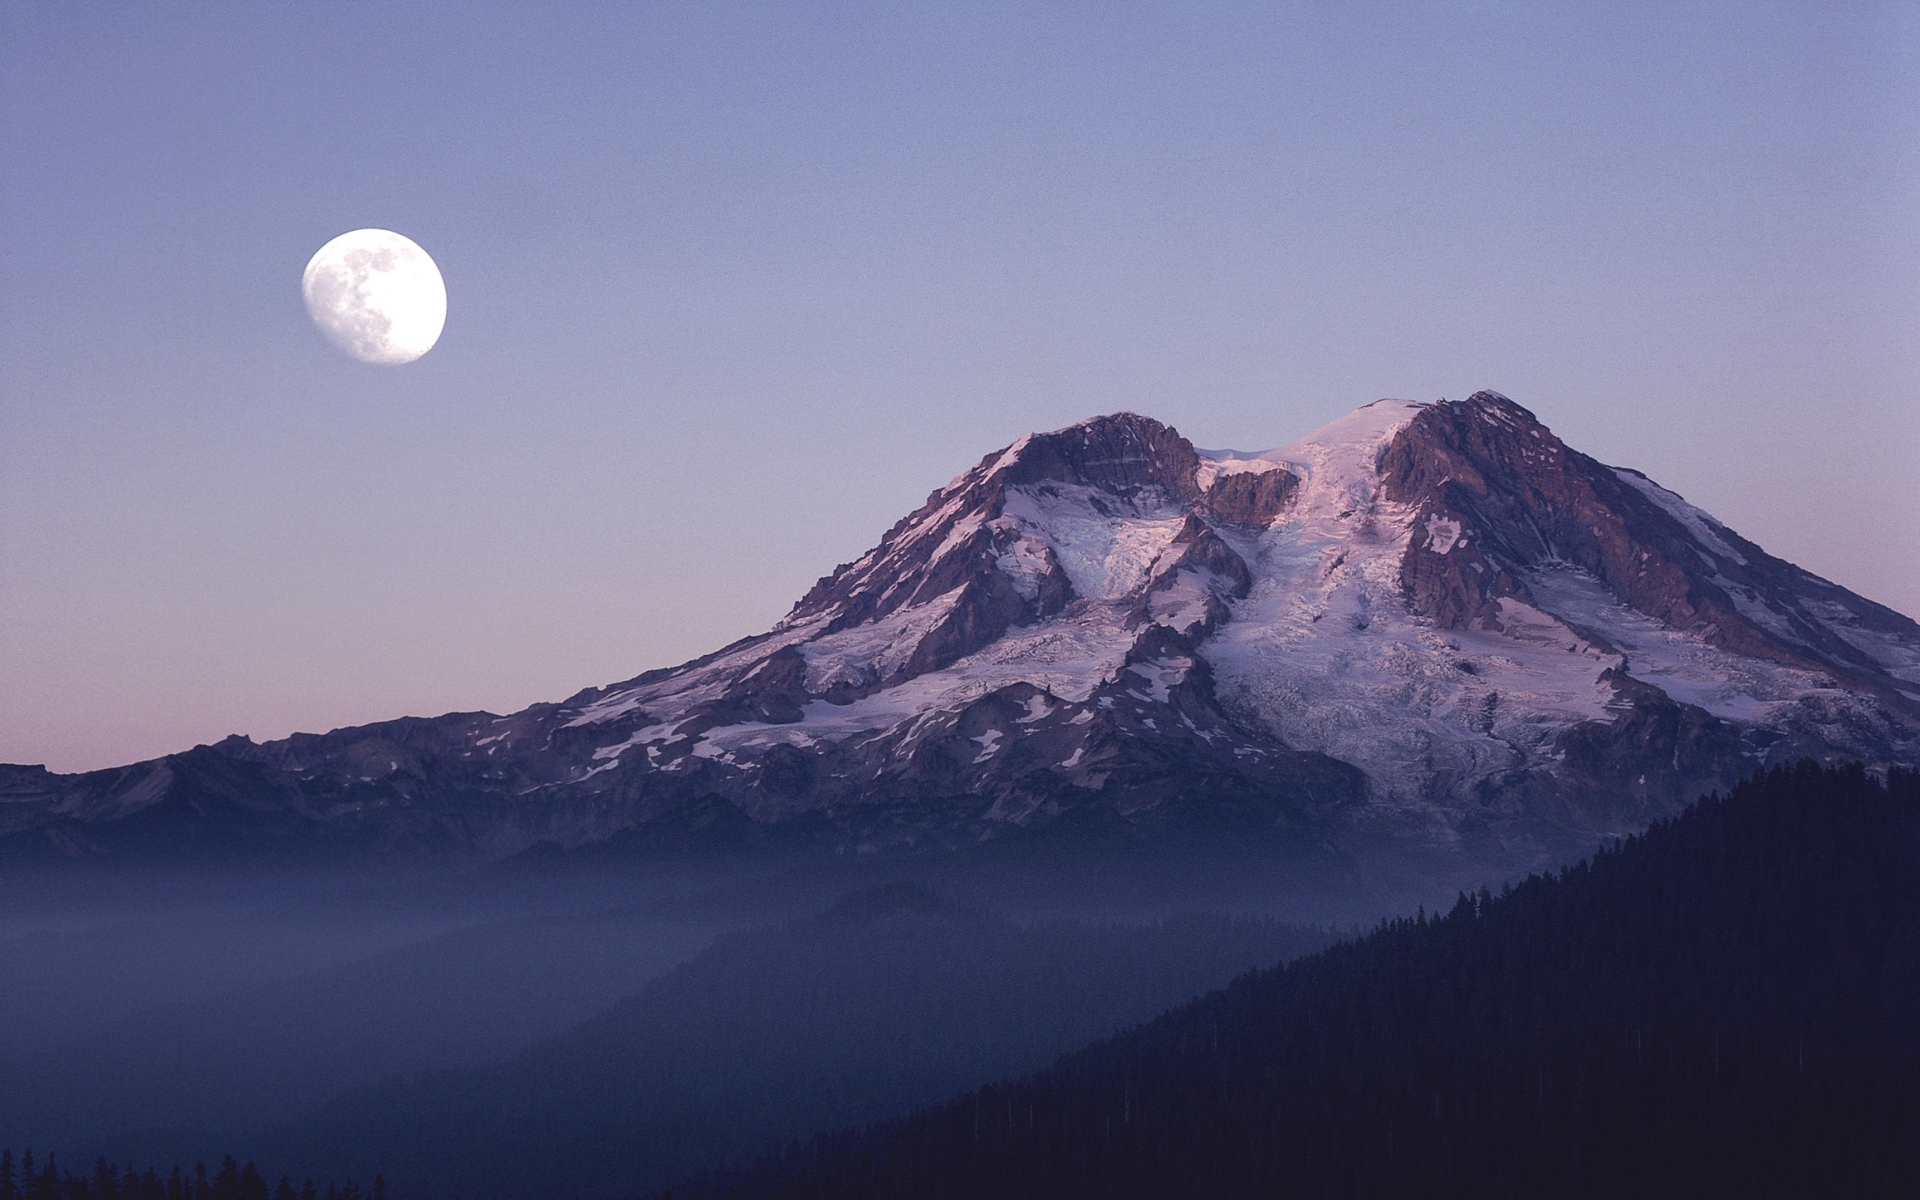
[302,228,446,365]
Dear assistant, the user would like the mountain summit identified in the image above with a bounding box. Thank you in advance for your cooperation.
[7,394,1917,873]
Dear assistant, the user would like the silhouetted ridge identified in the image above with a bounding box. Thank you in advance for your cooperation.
[260,900,1331,1200]
[819,882,964,926]
[692,763,1920,1200]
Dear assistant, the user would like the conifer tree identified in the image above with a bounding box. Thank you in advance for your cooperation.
[29,1152,57,1200]
[93,1157,119,1200]
[238,1164,267,1200]
[212,1158,240,1200]
[684,764,1920,1200]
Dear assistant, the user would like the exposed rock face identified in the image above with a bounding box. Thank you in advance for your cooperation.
[782,412,1200,672]
[1204,468,1299,529]
[7,396,1917,877]
[1380,393,1918,695]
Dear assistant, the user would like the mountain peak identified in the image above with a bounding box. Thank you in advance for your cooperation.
[1375,391,1920,694]
[1002,412,1202,499]
[1046,410,1162,435]
[11,392,1916,875]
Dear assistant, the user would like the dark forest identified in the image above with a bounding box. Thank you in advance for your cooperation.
[685,764,1920,1199]
[0,1151,374,1200]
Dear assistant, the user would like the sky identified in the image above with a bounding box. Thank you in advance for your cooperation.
[3,1,1916,774]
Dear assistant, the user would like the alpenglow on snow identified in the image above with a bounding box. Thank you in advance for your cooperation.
[7,392,1917,875]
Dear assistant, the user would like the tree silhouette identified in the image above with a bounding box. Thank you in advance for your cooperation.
[689,764,1920,1200]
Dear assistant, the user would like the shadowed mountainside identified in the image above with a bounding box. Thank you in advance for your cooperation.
[235,889,1333,1200]
[694,764,1920,1200]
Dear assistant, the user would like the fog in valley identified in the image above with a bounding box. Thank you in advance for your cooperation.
[0,844,1407,1198]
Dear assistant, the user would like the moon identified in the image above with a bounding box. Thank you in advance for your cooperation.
[302,229,447,365]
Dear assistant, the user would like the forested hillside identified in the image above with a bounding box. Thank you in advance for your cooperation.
[696,764,1920,1199]
[0,1151,374,1200]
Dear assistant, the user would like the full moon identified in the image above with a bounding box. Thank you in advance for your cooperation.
[302,229,447,365]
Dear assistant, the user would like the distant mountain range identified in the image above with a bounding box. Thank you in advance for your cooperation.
[6,392,1917,874]
[248,894,1331,1200]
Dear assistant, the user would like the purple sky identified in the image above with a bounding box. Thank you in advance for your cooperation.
[3,2,1916,773]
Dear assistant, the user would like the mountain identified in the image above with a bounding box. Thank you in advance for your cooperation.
[235,891,1330,1200]
[688,764,1920,1200]
[7,393,1917,874]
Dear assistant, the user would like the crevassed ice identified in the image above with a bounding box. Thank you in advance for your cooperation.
[1002,484,1187,601]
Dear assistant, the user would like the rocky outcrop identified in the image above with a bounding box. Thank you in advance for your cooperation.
[1381,392,1920,704]
[789,412,1195,632]
[1204,468,1298,528]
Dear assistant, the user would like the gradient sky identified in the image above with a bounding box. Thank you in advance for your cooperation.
[3,1,1916,774]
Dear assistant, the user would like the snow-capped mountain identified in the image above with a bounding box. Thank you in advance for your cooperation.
[7,393,1917,870]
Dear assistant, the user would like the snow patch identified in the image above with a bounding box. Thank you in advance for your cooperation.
[1148,572,1216,633]
[1612,469,1748,565]
[1017,694,1055,723]
[971,730,1003,763]
[1127,657,1192,704]
[1423,514,1463,555]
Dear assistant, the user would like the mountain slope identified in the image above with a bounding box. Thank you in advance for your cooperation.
[231,892,1330,1200]
[695,764,1920,1200]
[7,393,1917,873]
